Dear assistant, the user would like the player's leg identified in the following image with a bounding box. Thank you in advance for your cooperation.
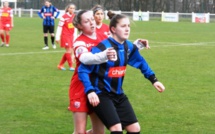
[42,25,49,50]
[0,29,5,46]
[5,30,10,47]
[92,94,123,133]
[73,112,88,134]
[89,112,105,134]
[50,26,56,49]
[117,95,140,133]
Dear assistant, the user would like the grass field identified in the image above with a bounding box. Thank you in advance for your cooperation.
[0,17,215,134]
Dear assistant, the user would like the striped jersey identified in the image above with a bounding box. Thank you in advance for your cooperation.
[38,5,59,26]
[78,37,155,95]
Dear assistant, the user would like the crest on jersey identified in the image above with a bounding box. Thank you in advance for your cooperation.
[74,101,80,108]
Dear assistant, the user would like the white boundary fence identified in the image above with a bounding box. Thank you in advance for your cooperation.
[15,8,215,23]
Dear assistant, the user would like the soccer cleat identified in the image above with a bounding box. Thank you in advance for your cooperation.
[57,65,66,71]
[69,67,75,71]
[1,43,4,47]
[5,44,9,47]
[52,44,56,49]
[42,46,49,50]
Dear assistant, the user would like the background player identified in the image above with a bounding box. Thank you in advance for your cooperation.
[0,1,13,47]
[38,0,59,50]
[91,5,110,37]
[55,3,76,71]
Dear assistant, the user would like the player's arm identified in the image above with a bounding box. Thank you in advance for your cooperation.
[53,7,60,19]
[133,38,150,50]
[74,41,113,64]
[55,17,65,44]
[10,9,14,27]
[38,7,44,19]
[78,64,100,107]
[127,42,165,92]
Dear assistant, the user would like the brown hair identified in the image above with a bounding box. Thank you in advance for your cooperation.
[109,14,128,33]
[72,10,89,30]
[65,3,76,13]
[91,5,104,15]
[107,10,116,20]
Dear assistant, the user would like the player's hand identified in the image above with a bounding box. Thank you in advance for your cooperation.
[153,81,165,93]
[106,47,117,61]
[138,39,150,49]
[87,92,100,107]
[56,40,60,44]
[43,16,46,19]
[51,16,55,19]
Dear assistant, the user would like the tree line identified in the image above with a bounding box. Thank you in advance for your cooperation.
[17,0,215,13]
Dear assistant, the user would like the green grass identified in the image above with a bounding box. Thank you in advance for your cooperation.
[0,18,215,134]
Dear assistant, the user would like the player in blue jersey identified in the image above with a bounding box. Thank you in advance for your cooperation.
[78,14,165,134]
[38,0,60,50]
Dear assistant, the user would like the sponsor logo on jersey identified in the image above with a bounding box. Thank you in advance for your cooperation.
[108,66,126,78]
[1,13,9,17]
[86,43,96,48]
[68,23,74,29]
[44,13,52,17]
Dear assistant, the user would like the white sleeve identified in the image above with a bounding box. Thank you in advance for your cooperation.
[79,51,108,65]
[73,28,78,41]
[55,18,64,41]
[74,41,108,65]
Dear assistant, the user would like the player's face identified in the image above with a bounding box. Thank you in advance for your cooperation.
[94,10,104,24]
[68,5,75,14]
[4,2,9,7]
[111,18,130,43]
[79,11,96,35]
[45,1,51,7]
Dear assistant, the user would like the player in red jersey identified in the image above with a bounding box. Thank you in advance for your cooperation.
[55,3,76,71]
[68,10,116,134]
[92,5,110,37]
[0,1,13,47]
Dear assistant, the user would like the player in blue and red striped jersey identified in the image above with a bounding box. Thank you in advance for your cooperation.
[0,1,13,47]
[38,0,59,50]
[55,3,76,71]
[78,14,165,134]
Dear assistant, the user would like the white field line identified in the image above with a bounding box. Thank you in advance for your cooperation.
[0,50,64,56]
[0,42,214,56]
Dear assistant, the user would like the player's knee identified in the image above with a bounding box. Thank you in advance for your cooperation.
[125,122,141,132]
[109,123,122,131]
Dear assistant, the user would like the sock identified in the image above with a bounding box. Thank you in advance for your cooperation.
[0,34,5,43]
[65,53,73,68]
[127,132,140,134]
[59,53,67,66]
[51,36,55,45]
[6,34,10,44]
[44,36,48,46]
[111,131,123,134]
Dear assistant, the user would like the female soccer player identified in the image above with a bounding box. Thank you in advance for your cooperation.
[0,1,13,47]
[55,3,76,71]
[69,10,117,134]
[38,0,59,50]
[91,5,110,37]
[78,14,165,134]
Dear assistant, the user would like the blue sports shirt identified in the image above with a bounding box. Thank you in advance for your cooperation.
[78,37,155,95]
[38,5,60,26]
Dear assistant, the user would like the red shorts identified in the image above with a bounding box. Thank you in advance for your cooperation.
[60,36,73,48]
[1,22,12,31]
[68,75,91,113]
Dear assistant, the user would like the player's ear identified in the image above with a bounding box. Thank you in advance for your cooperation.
[110,26,116,34]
